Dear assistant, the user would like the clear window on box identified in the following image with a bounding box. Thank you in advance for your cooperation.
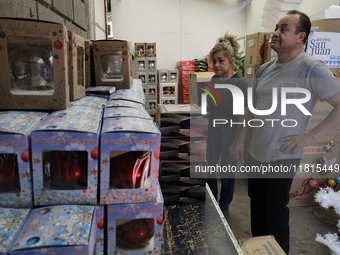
[42,151,88,190]
[160,72,167,82]
[100,52,123,82]
[0,154,21,193]
[148,60,155,70]
[7,36,54,96]
[169,72,177,82]
[148,89,155,97]
[116,218,154,251]
[137,60,145,71]
[77,46,84,87]
[149,102,156,110]
[148,74,155,84]
[139,74,146,84]
[110,151,151,189]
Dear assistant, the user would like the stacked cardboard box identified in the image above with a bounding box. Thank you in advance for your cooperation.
[158,69,179,105]
[244,32,266,78]
[177,61,195,104]
[134,43,158,119]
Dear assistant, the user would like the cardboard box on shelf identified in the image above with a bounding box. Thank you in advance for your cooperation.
[100,117,161,204]
[311,8,340,22]
[160,97,178,105]
[160,83,177,97]
[0,111,48,208]
[305,32,340,68]
[106,183,163,254]
[135,43,146,57]
[93,40,133,89]
[135,58,147,72]
[147,72,157,85]
[245,32,266,66]
[0,18,69,110]
[168,69,179,83]
[9,205,96,255]
[188,72,214,105]
[158,69,168,83]
[146,43,156,57]
[68,31,86,101]
[31,107,102,206]
[311,19,340,33]
[238,235,286,255]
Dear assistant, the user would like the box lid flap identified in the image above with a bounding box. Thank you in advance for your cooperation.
[0,112,48,134]
[33,107,102,133]
[0,208,30,253]
[104,107,151,120]
[105,100,144,109]
[86,86,116,95]
[109,90,144,104]
[68,96,107,109]
[10,205,94,251]
[102,117,160,134]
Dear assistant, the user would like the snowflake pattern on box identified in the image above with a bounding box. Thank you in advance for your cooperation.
[109,89,145,105]
[105,100,144,110]
[0,208,30,254]
[104,107,151,120]
[9,205,96,254]
[100,117,160,204]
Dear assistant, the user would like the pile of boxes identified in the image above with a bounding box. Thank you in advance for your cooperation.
[0,17,163,255]
[134,43,158,118]
[177,61,195,104]
[158,69,179,105]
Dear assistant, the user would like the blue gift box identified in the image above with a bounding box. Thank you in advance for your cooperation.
[0,208,30,255]
[105,100,145,110]
[104,107,152,120]
[106,183,163,255]
[68,96,107,109]
[94,206,104,255]
[0,111,48,208]
[100,117,160,204]
[30,106,102,206]
[8,205,96,255]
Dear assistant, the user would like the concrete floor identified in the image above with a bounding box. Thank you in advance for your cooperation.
[219,178,339,255]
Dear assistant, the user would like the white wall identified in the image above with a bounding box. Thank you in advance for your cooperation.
[109,0,247,69]
[245,0,339,35]
[95,0,106,40]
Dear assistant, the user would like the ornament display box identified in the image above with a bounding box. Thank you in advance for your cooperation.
[104,107,152,120]
[0,208,30,255]
[100,117,161,204]
[135,43,146,57]
[85,86,116,99]
[147,72,157,86]
[68,31,86,101]
[146,85,157,100]
[135,58,147,72]
[0,18,69,110]
[146,43,156,57]
[105,99,144,110]
[106,183,163,255]
[168,69,179,83]
[94,206,105,255]
[68,96,107,110]
[0,111,48,208]
[8,205,96,255]
[158,69,168,83]
[160,83,178,97]
[92,40,133,89]
[30,106,102,206]
[146,58,157,71]
[160,97,178,105]
[137,72,147,85]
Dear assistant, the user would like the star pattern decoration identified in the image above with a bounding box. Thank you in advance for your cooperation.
[108,226,114,231]
[152,167,158,175]
[33,158,41,164]
[102,158,108,164]
[90,168,97,175]
[15,243,20,247]
[96,236,103,243]
[21,171,29,178]
[155,232,161,238]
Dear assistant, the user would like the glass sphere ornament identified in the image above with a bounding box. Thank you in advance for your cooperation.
[335,177,340,184]
[148,61,155,69]
[116,219,154,249]
[161,74,167,82]
[328,179,336,187]
[9,46,54,94]
[138,61,145,71]
[328,139,336,147]
[323,145,332,152]
[170,74,177,81]
[309,179,319,188]
[101,53,123,79]
[149,75,155,84]
[316,157,325,164]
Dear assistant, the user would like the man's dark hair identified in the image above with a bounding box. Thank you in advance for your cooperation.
[287,10,311,44]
